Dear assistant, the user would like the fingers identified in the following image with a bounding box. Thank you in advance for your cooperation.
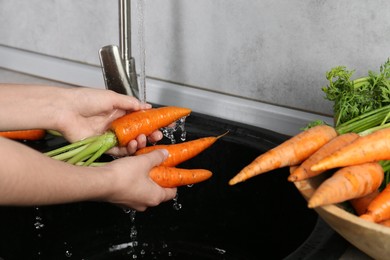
[110,91,152,112]
[148,130,163,144]
[145,148,169,167]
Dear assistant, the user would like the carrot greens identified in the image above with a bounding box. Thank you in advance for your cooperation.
[322,58,390,127]
[317,59,390,187]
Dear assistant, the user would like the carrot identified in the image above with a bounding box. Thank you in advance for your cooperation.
[228,124,338,185]
[134,132,227,167]
[379,219,390,228]
[45,106,191,166]
[360,183,390,223]
[288,133,359,182]
[149,166,212,188]
[311,128,390,172]
[0,129,46,141]
[349,189,380,216]
[308,162,384,208]
[111,106,191,147]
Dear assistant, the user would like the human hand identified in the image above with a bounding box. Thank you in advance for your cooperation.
[56,88,163,156]
[101,149,177,211]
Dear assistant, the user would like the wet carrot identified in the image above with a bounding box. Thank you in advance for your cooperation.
[349,189,380,216]
[288,133,359,182]
[0,129,46,141]
[134,132,227,167]
[228,125,338,185]
[308,162,384,208]
[149,166,212,188]
[111,106,191,147]
[360,183,390,223]
[379,219,390,227]
[311,128,390,172]
[45,106,192,166]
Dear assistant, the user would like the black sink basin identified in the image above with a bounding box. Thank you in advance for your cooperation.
[0,112,348,260]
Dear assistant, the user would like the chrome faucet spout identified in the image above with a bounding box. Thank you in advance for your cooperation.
[99,0,139,98]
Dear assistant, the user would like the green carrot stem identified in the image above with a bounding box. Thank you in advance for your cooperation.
[82,134,117,166]
[44,135,100,157]
[66,132,117,165]
[352,76,370,87]
[335,105,390,134]
[68,153,95,165]
[358,122,390,136]
[76,162,107,167]
[51,144,89,161]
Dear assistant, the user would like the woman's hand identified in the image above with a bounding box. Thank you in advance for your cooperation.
[56,88,163,156]
[101,149,177,211]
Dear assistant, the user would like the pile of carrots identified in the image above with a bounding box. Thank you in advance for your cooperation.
[228,120,390,227]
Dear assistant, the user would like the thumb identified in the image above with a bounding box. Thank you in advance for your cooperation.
[144,149,169,168]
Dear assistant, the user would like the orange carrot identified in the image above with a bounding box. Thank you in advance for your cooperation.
[135,132,227,167]
[311,128,390,172]
[349,189,380,216]
[149,166,212,188]
[0,129,46,141]
[379,219,390,227]
[308,162,384,208]
[45,106,192,166]
[228,125,338,185]
[288,133,359,182]
[360,183,390,223]
[111,106,191,147]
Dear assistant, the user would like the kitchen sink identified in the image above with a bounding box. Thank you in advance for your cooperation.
[0,111,349,259]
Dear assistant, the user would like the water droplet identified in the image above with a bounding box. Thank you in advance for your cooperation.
[65,250,72,257]
[215,247,226,255]
[173,202,182,211]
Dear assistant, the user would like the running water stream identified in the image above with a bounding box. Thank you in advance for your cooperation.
[137,0,146,103]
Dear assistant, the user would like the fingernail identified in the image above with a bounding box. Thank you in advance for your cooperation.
[161,149,169,158]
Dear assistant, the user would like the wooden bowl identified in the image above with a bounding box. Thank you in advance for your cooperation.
[294,174,390,260]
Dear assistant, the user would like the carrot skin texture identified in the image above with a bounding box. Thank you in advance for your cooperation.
[135,134,225,167]
[229,125,338,185]
[110,106,191,147]
[379,218,390,227]
[149,166,212,188]
[288,133,359,182]
[311,128,390,172]
[0,129,46,141]
[308,162,384,208]
[350,189,380,216]
[360,183,390,223]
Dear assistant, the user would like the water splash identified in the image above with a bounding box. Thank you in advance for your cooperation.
[161,116,188,144]
[214,247,227,255]
[172,193,182,211]
[33,207,44,258]
[120,208,139,255]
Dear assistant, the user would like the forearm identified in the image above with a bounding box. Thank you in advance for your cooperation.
[0,84,72,131]
[0,137,112,206]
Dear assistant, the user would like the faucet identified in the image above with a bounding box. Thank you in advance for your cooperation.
[99,0,139,98]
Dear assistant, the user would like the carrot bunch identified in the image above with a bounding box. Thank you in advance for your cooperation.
[45,106,221,188]
[227,102,390,226]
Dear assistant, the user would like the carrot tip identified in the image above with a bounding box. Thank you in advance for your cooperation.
[287,175,297,182]
[360,214,376,222]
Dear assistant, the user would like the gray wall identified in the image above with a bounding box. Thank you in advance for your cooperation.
[1,0,390,117]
